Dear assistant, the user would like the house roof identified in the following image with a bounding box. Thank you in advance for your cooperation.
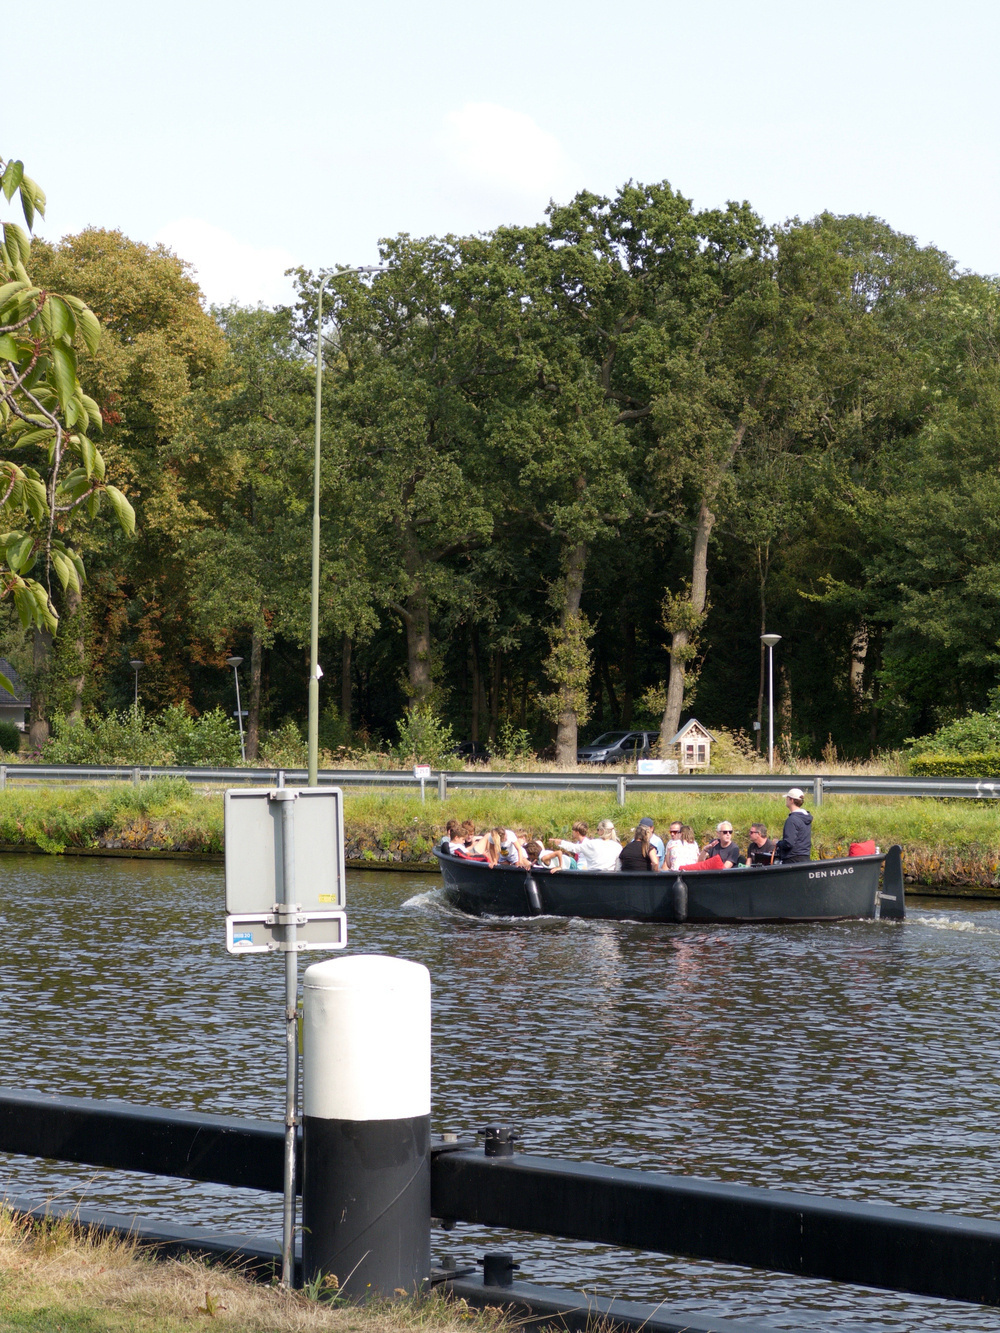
[0,658,30,704]
[668,718,717,745]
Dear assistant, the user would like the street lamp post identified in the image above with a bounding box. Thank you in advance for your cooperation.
[309,266,381,786]
[129,659,143,708]
[226,656,246,763]
[760,633,781,771]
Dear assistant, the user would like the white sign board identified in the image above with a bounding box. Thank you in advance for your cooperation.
[414,765,431,779]
[226,910,347,955]
[224,787,345,915]
[637,759,679,775]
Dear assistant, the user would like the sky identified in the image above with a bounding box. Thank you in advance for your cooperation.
[7,0,1000,307]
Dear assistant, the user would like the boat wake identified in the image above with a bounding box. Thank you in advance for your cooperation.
[402,887,571,925]
[402,886,460,914]
[912,914,1000,936]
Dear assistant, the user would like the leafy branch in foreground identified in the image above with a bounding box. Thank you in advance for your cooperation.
[0,153,134,672]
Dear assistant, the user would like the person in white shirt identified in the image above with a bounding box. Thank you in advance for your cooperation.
[664,820,683,868]
[503,828,530,868]
[668,824,701,871]
[549,818,623,872]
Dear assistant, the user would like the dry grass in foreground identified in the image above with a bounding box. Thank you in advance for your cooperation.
[0,1207,507,1333]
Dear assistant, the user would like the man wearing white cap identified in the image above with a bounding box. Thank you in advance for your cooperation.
[776,788,812,864]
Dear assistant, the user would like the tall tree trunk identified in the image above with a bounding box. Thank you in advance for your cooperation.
[850,626,868,704]
[754,540,771,751]
[395,525,433,705]
[394,584,432,705]
[779,663,792,762]
[64,584,85,725]
[469,632,480,744]
[246,629,262,761]
[488,651,501,744]
[659,424,748,752]
[29,627,52,749]
[622,617,635,726]
[756,608,767,755]
[552,540,589,767]
[660,497,715,746]
[868,630,881,754]
[756,636,766,753]
[600,655,620,723]
[341,634,352,732]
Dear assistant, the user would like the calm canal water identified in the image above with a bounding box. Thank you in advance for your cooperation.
[1,854,999,1331]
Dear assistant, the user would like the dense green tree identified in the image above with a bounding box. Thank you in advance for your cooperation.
[10,158,992,762]
[313,236,524,707]
[27,228,225,722]
[1,160,135,742]
[178,304,316,757]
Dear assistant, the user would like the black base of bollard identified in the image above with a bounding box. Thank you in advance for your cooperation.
[302,1114,430,1299]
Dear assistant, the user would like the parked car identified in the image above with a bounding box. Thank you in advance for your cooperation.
[453,741,491,763]
[576,730,658,764]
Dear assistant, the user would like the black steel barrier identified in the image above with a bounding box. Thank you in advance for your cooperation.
[0,1087,286,1192]
[2,1089,999,1318]
[432,1145,1000,1308]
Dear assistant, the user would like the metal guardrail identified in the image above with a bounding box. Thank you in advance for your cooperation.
[0,1086,286,1192]
[1,1088,999,1311]
[433,1144,1000,1309]
[0,763,998,806]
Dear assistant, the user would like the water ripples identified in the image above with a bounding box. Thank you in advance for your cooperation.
[0,859,998,1328]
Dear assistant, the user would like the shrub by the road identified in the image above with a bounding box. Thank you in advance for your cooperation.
[39,706,241,767]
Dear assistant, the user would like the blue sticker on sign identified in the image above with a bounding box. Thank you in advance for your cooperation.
[233,933,253,945]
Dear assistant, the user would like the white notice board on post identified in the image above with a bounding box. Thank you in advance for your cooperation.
[224,787,346,915]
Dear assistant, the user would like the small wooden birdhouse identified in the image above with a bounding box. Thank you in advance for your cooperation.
[668,718,716,771]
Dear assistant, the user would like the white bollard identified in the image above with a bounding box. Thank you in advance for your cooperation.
[302,955,431,1299]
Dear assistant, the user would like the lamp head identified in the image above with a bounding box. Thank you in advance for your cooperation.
[760,634,781,648]
[129,659,143,669]
[226,656,243,669]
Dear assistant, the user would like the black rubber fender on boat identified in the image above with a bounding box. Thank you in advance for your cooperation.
[524,875,543,915]
[672,877,688,922]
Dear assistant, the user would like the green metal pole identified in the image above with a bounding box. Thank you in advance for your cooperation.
[308,275,329,787]
[309,266,379,787]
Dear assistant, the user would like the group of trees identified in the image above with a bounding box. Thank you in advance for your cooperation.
[4,154,999,763]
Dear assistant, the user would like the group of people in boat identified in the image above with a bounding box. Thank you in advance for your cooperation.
[441,787,814,872]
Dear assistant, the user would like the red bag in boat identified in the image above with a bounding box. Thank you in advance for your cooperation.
[686,854,726,871]
[849,840,877,857]
[452,849,490,863]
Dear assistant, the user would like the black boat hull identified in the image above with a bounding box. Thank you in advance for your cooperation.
[433,846,905,923]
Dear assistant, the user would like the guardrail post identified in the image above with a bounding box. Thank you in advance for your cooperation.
[0,764,6,791]
[277,769,285,789]
[302,955,431,1299]
[813,776,824,807]
[132,766,140,787]
[616,774,626,807]
[438,771,447,800]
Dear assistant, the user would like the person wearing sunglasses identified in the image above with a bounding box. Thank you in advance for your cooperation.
[701,821,741,868]
[665,822,684,867]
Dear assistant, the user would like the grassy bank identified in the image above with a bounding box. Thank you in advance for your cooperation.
[0,1207,497,1333]
[0,781,996,891]
[0,779,222,856]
